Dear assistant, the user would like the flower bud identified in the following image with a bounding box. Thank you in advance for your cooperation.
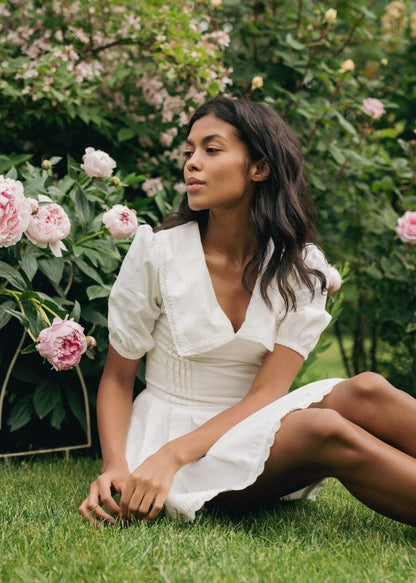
[251,75,264,91]
[41,159,51,170]
[111,176,120,186]
[324,8,337,23]
[86,336,97,350]
[210,0,222,7]
[327,265,342,292]
[341,59,355,72]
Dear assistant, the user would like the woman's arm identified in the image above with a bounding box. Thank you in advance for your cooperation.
[78,344,141,524]
[120,343,304,521]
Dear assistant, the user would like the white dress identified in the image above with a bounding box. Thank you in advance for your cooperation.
[108,222,344,520]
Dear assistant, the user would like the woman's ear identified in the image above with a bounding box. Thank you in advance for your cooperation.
[251,158,270,183]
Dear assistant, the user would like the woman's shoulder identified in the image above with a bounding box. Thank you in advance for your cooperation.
[130,221,197,252]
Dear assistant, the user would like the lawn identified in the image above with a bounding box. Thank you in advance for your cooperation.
[1,457,416,582]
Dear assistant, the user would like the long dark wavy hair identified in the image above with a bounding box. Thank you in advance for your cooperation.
[157,95,326,312]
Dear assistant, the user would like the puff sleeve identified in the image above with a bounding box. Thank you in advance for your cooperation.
[108,224,161,360]
[274,245,331,359]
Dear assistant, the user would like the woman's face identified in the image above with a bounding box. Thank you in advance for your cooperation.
[184,114,256,213]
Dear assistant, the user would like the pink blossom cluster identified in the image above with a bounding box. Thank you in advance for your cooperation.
[3,0,231,128]
[362,98,386,120]
[396,211,416,244]
[0,179,70,259]
[37,316,88,371]
[141,178,164,197]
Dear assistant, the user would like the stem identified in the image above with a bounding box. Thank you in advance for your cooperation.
[334,321,352,377]
[0,330,26,431]
[75,230,106,246]
[333,0,377,57]
[75,365,91,446]
[64,260,74,297]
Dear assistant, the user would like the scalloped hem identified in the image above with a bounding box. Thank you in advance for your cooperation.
[165,377,344,521]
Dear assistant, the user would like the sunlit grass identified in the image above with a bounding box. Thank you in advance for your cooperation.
[1,457,416,582]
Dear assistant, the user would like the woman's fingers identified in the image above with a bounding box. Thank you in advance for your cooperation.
[78,478,121,524]
[78,495,116,525]
[120,480,167,521]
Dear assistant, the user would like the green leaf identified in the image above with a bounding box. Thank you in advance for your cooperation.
[49,156,62,166]
[285,33,305,50]
[333,111,358,138]
[70,300,81,321]
[0,300,15,330]
[33,381,61,419]
[38,257,64,286]
[72,185,92,227]
[2,306,30,327]
[86,284,112,300]
[8,395,33,431]
[20,341,38,354]
[65,387,87,434]
[0,261,27,290]
[329,144,346,165]
[75,259,105,285]
[117,127,136,142]
[50,399,66,430]
[20,252,38,281]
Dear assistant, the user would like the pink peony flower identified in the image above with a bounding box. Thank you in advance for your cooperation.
[327,264,342,292]
[26,202,71,257]
[102,204,138,239]
[37,316,87,371]
[81,147,116,179]
[396,211,416,244]
[362,98,386,120]
[0,176,31,247]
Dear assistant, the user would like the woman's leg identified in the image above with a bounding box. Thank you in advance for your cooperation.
[208,407,416,525]
[314,372,416,457]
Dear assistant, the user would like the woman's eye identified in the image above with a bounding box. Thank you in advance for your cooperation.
[183,151,193,159]
[206,147,220,154]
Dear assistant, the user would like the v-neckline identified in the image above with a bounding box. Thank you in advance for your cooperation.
[194,223,258,335]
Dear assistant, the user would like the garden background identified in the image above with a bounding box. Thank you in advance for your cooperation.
[0,0,415,457]
[2,2,416,582]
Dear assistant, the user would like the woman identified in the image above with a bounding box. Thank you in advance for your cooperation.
[79,95,416,526]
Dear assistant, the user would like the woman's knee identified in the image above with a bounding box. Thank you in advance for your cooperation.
[277,408,353,452]
[345,372,391,403]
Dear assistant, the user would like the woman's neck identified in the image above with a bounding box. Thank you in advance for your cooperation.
[201,210,257,266]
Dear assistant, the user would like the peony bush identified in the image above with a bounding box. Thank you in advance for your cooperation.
[0,152,150,444]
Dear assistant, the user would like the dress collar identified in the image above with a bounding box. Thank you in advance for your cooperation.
[155,222,285,356]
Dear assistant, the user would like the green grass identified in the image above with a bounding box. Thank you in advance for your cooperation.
[2,457,416,582]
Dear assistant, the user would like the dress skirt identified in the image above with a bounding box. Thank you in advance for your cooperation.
[125,376,344,521]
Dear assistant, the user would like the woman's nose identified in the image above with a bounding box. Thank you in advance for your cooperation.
[186,152,202,171]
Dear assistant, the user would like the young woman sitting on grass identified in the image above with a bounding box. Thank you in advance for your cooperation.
[79,95,416,526]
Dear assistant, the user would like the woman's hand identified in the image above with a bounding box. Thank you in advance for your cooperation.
[120,447,182,522]
[78,466,131,525]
